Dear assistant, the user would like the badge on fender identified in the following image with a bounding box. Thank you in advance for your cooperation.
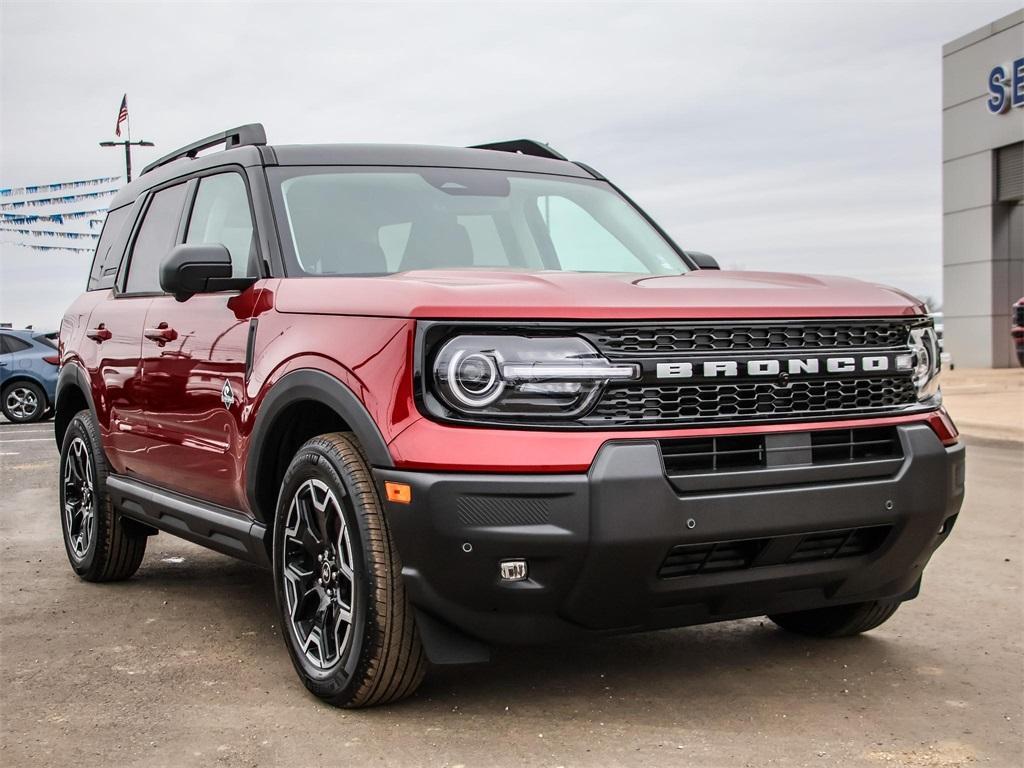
[221,380,235,409]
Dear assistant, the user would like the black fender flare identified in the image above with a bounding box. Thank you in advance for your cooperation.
[245,368,394,518]
[54,362,99,449]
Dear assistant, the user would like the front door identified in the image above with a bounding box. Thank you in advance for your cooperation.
[136,171,263,510]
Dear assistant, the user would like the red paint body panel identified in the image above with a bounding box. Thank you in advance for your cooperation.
[273,269,927,320]
[128,287,266,509]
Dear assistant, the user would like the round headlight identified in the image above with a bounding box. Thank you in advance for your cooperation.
[430,334,638,421]
[445,349,504,407]
[912,343,931,387]
[908,326,940,402]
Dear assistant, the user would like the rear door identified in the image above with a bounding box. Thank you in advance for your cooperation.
[134,170,263,510]
[81,187,187,475]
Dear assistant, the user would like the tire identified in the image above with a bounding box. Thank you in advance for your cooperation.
[2,381,46,423]
[769,599,902,638]
[272,432,426,708]
[59,410,147,581]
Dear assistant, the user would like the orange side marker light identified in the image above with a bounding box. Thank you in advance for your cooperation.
[385,481,412,504]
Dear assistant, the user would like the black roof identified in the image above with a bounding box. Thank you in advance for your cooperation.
[109,130,593,209]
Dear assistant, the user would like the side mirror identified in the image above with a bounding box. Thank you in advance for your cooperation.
[159,244,257,301]
[684,251,720,270]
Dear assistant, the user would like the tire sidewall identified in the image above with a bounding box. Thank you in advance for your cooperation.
[3,381,46,423]
[59,412,104,575]
[272,442,374,700]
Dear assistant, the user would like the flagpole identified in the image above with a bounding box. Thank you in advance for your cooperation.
[124,97,132,182]
[99,96,153,185]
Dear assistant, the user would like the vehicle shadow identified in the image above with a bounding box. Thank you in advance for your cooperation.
[120,549,933,720]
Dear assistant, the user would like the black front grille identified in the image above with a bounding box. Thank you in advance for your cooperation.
[787,526,891,563]
[658,427,902,475]
[657,525,893,579]
[583,378,918,426]
[659,538,768,578]
[585,321,911,357]
[1015,304,1024,327]
[660,435,765,474]
[810,427,902,463]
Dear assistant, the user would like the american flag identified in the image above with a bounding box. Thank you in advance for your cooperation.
[114,95,128,137]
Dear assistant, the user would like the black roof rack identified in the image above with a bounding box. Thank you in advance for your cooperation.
[469,139,567,162]
[140,123,267,177]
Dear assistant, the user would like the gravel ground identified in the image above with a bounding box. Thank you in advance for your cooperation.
[0,418,1021,768]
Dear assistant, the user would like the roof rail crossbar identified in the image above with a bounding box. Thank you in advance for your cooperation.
[140,123,267,177]
[469,139,567,162]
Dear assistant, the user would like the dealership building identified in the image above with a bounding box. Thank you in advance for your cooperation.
[942,10,1023,367]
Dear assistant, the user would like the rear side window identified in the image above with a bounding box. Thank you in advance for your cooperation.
[124,184,188,294]
[36,334,58,350]
[0,334,31,354]
[87,206,133,291]
[185,173,257,278]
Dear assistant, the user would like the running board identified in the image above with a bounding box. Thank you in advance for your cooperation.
[106,475,270,567]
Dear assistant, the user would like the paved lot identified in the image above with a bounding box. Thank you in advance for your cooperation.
[1,407,1021,767]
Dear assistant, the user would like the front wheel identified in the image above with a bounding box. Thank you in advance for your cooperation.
[2,381,46,423]
[769,599,902,638]
[272,432,426,707]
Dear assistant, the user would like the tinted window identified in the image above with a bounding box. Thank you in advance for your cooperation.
[88,206,133,291]
[125,184,187,294]
[1,334,31,354]
[36,333,58,350]
[185,173,257,278]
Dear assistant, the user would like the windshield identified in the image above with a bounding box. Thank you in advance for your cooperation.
[269,167,687,277]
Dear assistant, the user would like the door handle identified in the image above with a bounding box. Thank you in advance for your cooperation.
[144,323,179,345]
[86,325,112,342]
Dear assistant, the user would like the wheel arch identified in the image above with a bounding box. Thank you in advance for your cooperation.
[246,368,394,527]
[2,373,50,402]
[53,363,97,450]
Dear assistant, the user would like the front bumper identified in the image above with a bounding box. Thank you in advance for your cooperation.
[376,424,964,657]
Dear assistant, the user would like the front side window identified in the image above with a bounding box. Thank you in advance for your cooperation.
[124,183,188,294]
[185,173,257,278]
[270,167,685,277]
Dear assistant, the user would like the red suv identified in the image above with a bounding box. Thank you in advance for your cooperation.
[56,125,965,707]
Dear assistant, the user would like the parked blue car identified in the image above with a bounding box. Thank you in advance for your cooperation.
[0,329,59,423]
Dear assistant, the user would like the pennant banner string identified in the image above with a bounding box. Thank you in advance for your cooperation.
[0,176,122,198]
[0,208,108,224]
[0,188,118,209]
[0,240,95,252]
[0,227,100,240]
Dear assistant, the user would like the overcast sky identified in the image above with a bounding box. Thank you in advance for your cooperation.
[2,0,1020,328]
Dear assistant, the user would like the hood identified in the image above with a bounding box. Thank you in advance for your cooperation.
[273,269,925,320]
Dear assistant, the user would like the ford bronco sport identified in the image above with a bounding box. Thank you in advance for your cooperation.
[56,124,965,707]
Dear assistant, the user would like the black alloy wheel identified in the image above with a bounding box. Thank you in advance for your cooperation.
[281,477,357,669]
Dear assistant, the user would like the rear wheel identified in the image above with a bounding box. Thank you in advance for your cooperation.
[769,599,902,638]
[59,410,147,581]
[2,381,46,423]
[272,432,426,707]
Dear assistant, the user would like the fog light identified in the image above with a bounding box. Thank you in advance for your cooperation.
[499,559,528,582]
